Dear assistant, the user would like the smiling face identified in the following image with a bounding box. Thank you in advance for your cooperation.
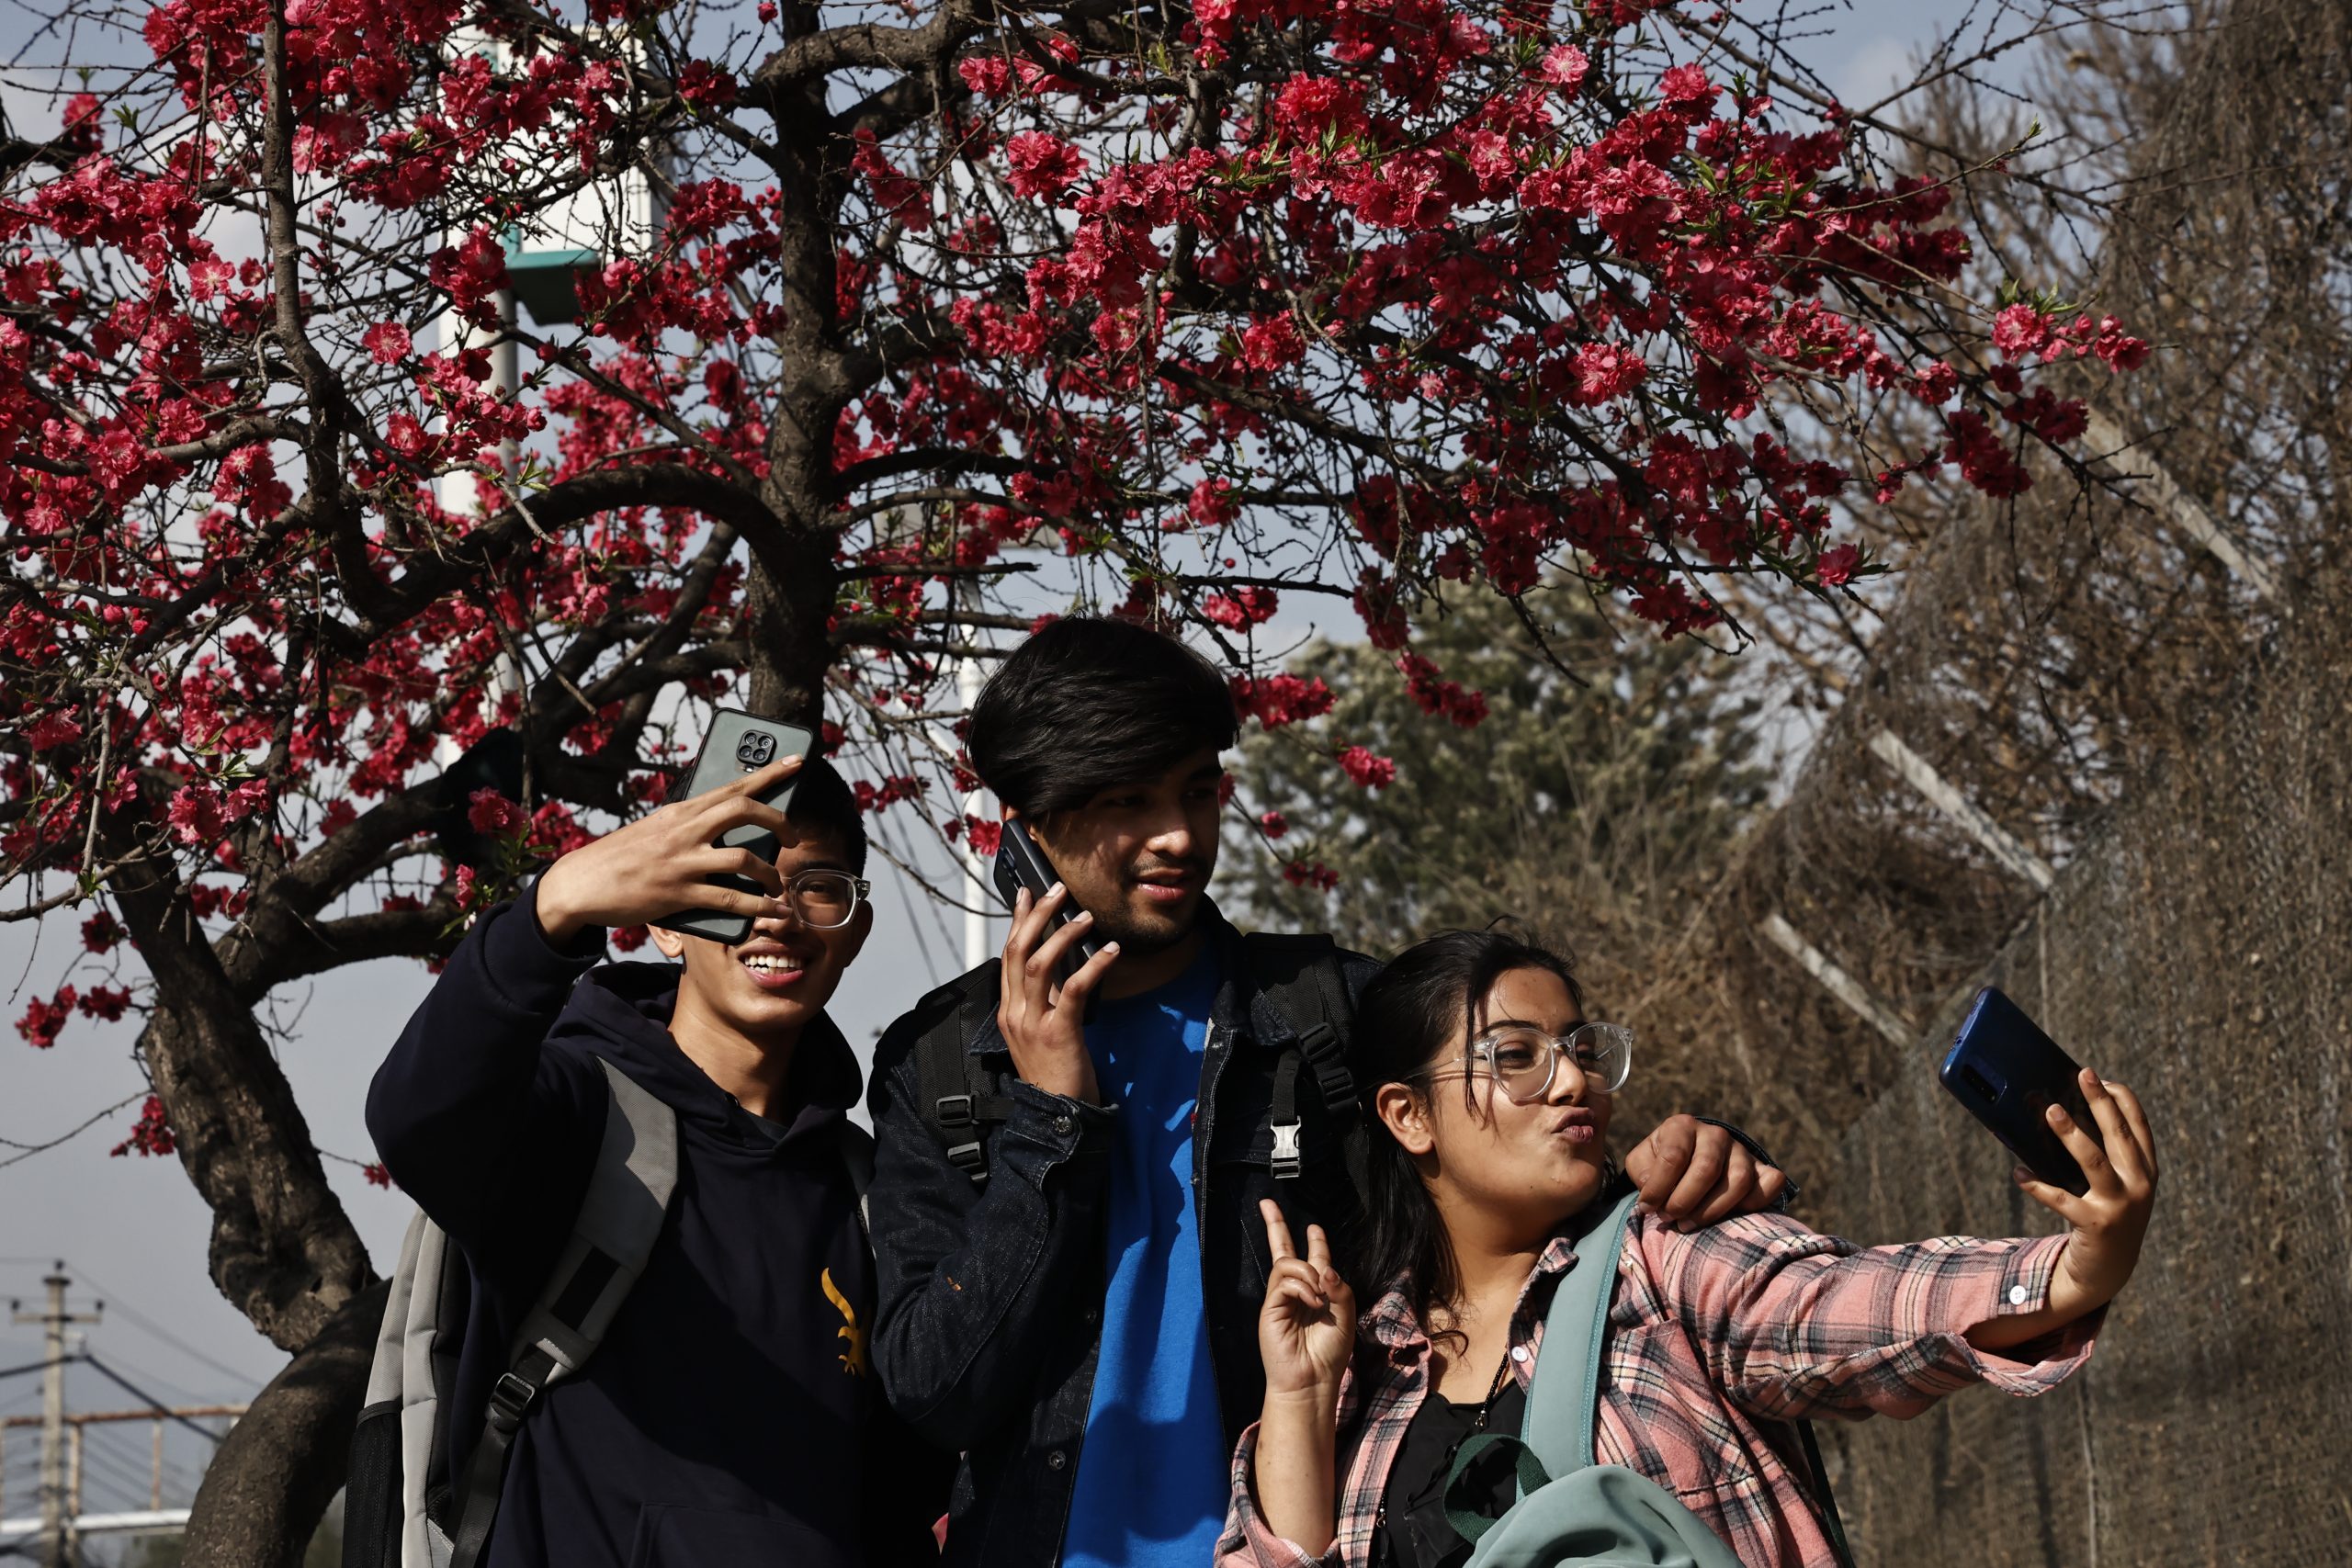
[651,825,872,1046]
[1025,742,1226,955]
[1376,966,1614,1238]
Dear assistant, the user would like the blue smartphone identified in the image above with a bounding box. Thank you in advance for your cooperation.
[1939,987,2103,1196]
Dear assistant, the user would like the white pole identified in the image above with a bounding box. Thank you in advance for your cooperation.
[958,655,990,973]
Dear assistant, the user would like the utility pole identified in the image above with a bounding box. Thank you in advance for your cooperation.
[11,1267,100,1568]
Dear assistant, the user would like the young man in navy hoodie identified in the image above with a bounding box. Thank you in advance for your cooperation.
[368,753,947,1568]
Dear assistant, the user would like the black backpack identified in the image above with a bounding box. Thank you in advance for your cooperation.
[910,931,1369,1194]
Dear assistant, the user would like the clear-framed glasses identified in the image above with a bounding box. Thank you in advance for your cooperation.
[1427,1022,1634,1104]
[780,870,871,930]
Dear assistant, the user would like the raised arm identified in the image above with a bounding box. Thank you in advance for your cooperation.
[364,884,609,1249]
[1647,1068,2157,1422]
[367,755,801,1247]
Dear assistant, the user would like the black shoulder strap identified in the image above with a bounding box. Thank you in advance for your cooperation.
[1798,1421,1857,1568]
[915,959,1016,1188]
[1243,933,1365,1192]
[1242,931,1359,1117]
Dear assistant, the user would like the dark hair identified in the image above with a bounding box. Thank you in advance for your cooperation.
[1354,929,1585,1340]
[967,616,1238,818]
[785,756,867,876]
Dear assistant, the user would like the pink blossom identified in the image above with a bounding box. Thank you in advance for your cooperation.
[1338,745,1396,789]
[361,321,413,364]
[1005,131,1087,199]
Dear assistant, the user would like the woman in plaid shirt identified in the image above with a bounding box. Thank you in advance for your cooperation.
[1222,930,2158,1568]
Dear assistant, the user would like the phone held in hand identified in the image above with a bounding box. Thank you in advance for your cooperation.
[1939,986,2105,1196]
[991,818,1109,976]
[650,709,815,947]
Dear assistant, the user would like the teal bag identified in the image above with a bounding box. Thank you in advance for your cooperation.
[1441,1190,1795,1568]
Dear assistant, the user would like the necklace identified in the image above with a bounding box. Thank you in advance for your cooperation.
[1374,1337,1520,1538]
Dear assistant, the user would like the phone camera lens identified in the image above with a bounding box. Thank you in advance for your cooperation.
[736,732,775,766]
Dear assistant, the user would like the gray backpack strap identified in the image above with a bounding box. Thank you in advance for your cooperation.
[1523,1190,1643,1472]
[446,1058,678,1568]
[1443,1189,1639,1549]
[400,1218,458,1568]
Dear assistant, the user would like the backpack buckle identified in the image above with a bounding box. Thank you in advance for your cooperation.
[1270,1120,1303,1180]
[487,1371,538,1432]
[936,1094,975,1130]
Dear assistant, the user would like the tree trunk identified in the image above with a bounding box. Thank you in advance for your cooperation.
[742,538,840,729]
[181,1282,388,1568]
[104,816,379,1562]
[107,838,374,1350]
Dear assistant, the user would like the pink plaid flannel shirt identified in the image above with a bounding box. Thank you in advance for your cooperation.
[1217,1208,2098,1568]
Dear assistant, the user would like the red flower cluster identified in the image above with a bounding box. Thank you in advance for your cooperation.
[110,1095,175,1158]
[0,0,2143,1016]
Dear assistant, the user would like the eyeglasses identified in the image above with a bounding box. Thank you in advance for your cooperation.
[1419,1022,1634,1104]
[777,870,871,930]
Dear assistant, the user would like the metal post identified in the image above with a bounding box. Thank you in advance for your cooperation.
[1760,915,1917,1047]
[150,1420,163,1511]
[1869,730,2057,893]
[2081,409,2279,604]
[12,1269,98,1568]
[957,654,990,973]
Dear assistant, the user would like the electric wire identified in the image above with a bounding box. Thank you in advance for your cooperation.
[75,1359,224,1445]
[57,1264,275,1389]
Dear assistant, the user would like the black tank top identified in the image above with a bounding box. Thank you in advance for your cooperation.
[1369,1379,1529,1568]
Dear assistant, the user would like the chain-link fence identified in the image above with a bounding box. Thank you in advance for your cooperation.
[1799,561,2351,1565]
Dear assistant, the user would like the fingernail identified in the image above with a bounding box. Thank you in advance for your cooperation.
[1048,881,1065,896]
[2048,1104,2069,1125]
[782,753,803,765]
[1103,942,1121,953]
[1073,910,1093,923]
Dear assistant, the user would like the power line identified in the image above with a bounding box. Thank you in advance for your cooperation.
[57,1264,273,1389]
[76,1359,226,1445]
[0,1355,74,1382]
[76,1346,205,1410]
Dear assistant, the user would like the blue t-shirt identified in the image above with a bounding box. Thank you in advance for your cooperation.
[1061,945,1228,1568]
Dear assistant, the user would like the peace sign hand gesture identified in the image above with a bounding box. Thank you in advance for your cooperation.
[1257,1199,1357,1403]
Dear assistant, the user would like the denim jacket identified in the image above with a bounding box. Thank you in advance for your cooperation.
[864,906,1382,1568]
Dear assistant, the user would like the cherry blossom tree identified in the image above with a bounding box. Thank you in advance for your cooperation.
[0,0,2142,1554]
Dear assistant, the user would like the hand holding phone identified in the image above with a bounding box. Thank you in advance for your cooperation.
[992,819,1109,975]
[1940,988,2161,1343]
[990,819,1118,1103]
[646,712,818,945]
[1940,987,2100,1193]
[535,753,798,947]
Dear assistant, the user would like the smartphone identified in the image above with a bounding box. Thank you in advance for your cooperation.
[650,710,815,946]
[991,818,1108,976]
[1939,987,2103,1196]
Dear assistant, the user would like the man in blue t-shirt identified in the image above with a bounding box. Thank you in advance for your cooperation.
[864,618,1794,1568]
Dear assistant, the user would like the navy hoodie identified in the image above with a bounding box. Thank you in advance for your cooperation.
[366,888,948,1568]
